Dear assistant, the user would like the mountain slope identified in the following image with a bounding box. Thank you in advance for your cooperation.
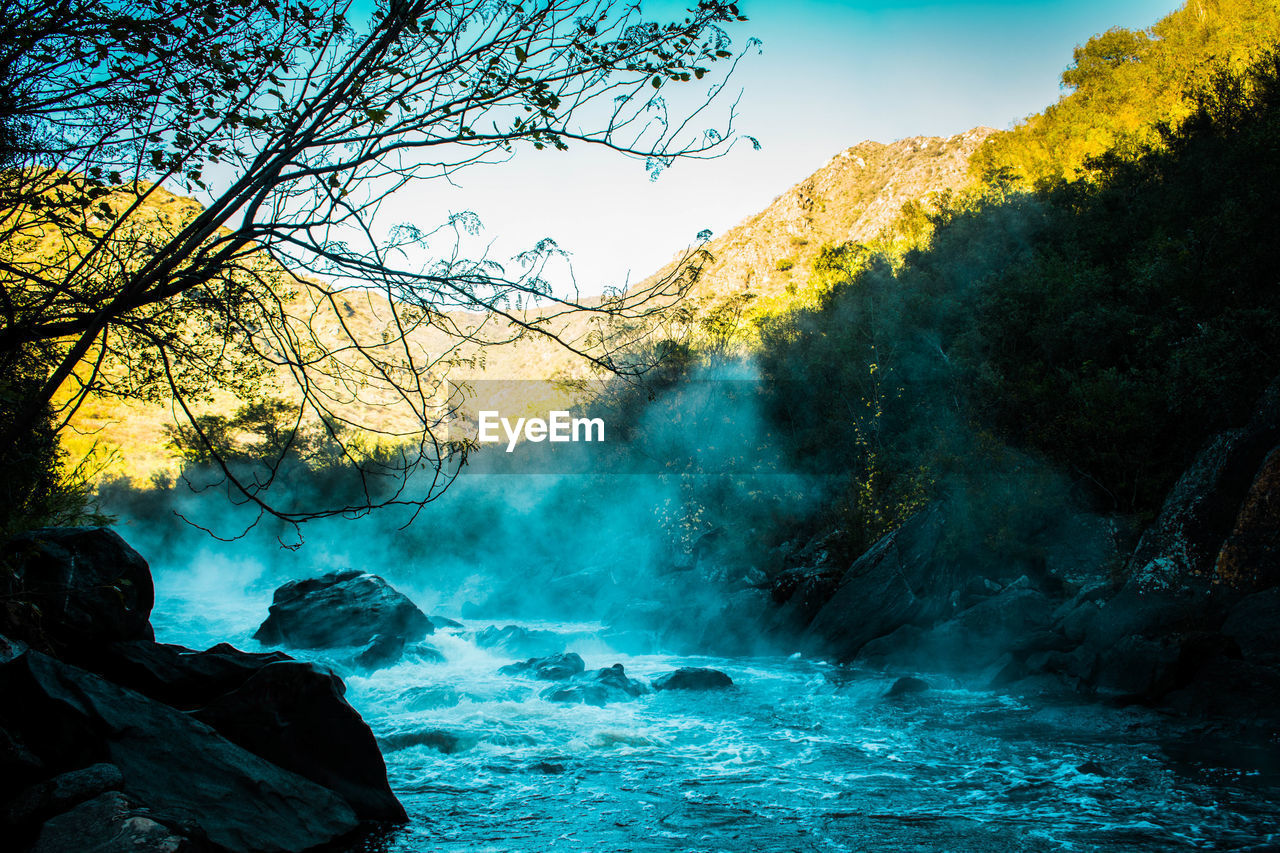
[66,128,996,481]
[638,127,994,308]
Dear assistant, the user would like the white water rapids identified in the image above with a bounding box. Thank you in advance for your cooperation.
[149,573,1280,852]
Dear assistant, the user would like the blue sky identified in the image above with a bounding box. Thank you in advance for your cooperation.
[384,0,1181,296]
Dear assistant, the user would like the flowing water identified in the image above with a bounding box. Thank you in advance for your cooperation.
[151,580,1280,853]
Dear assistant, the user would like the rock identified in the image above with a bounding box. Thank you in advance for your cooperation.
[0,722,44,801]
[254,570,432,651]
[1215,446,1280,591]
[4,762,124,827]
[0,647,359,852]
[804,507,953,660]
[474,624,562,657]
[1,528,154,653]
[404,642,446,664]
[859,587,1056,674]
[651,667,733,691]
[541,664,648,705]
[392,686,459,711]
[1093,634,1181,696]
[191,660,405,823]
[46,636,404,822]
[885,676,930,697]
[499,652,585,681]
[354,634,407,672]
[378,730,464,754]
[1222,587,1280,661]
[31,791,197,853]
[83,641,292,710]
[431,615,464,629]
[527,761,565,775]
[1131,381,1280,591]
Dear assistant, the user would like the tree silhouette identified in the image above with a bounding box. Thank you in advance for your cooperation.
[0,0,754,529]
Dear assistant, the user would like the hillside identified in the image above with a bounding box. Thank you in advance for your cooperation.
[636,128,993,309]
[65,129,994,481]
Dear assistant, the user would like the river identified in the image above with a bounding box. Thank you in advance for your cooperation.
[150,577,1280,852]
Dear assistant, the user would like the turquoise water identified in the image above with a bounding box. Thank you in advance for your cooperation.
[152,580,1280,852]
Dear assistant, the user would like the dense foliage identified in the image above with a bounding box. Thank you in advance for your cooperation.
[755,46,1280,563]
[973,0,1280,186]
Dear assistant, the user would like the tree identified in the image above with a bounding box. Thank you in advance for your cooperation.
[0,0,755,529]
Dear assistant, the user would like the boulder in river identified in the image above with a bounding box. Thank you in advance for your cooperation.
[803,507,953,661]
[886,676,930,697]
[652,667,733,691]
[499,652,585,681]
[254,570,433,652]
[541,663,649,705]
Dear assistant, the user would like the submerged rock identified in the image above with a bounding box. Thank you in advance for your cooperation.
[254,570,433,652]
[499,652,585,681]
[354,633,409,672]
[651,667,733,691]
[378,730,464,754]
[541,664,649,706]
[886,676,930,697]
[474,624,563,657]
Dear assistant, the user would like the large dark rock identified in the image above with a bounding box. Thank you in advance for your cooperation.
[1221,587,1280,662]
[84,640,292,710]
[0,646,359,852]
[499,652,585,681]
[652,667,733,691]
[1130,381,1280,591]
[859,584,1057,674]
[804,507,952,660]
[1214,446,1280,591]
[192,660,405,823]
[1,528,153,653]
[254,570,432,650]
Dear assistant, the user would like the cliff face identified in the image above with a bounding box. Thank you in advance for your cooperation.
[636,127,995,305]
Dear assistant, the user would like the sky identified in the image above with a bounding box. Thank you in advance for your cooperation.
[382,0,1181,297]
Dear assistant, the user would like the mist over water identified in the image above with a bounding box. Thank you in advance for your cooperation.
[147,584,1280,852]
[106,365,1280,852]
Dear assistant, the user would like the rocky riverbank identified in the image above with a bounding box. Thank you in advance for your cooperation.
[0,528,405,852]
[757,379,1280,726]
